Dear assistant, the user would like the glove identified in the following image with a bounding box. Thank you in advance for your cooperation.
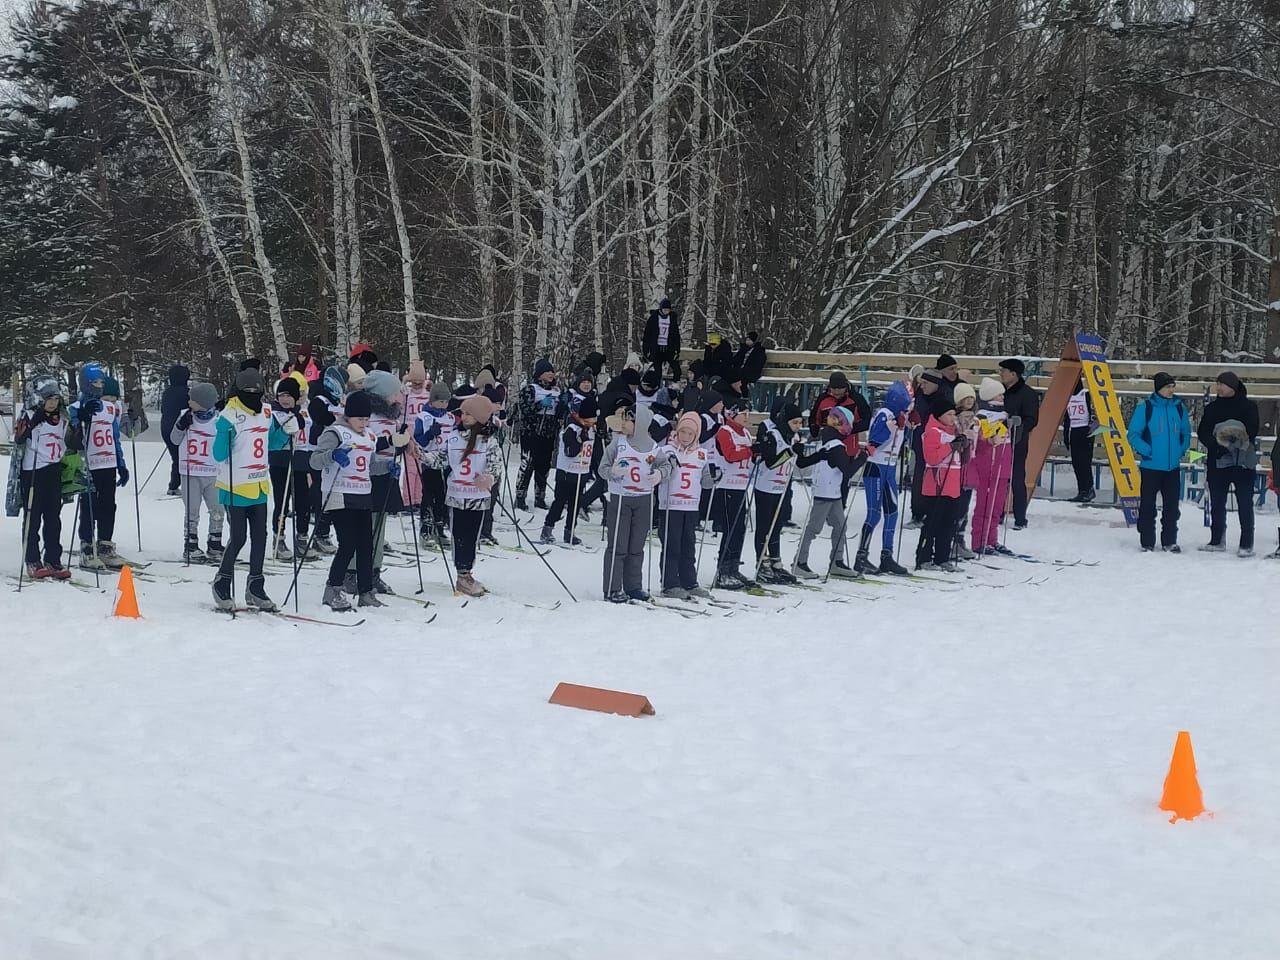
[708,463,723,482]
[391,427,410,449]
[78,399,101,423]
[176,410,193,432]
[611,457,631,480]
[28,408,46,427]
[475,473,495,493]
[332,446,351,467]
[667,452,680,469]
[116,464,129,487]
[282,415,300,437]
[386,460,402,480]
[539,395,555,410]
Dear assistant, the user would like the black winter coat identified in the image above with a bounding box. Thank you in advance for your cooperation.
[642,309,681,361]
[160,365,190,437]
[1196,385,1259,470]
[734,342,767,385]
[702,341,735,381]
[1002,379,1040,446]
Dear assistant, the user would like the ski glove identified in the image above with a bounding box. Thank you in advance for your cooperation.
[77,399,101,423]
[117,465,129,487]
[176,410,193,432]
[281,415,300,437]
[332,447,351,467]
[391,427,410,449]
[708,463,723,482]
[386,460,401,480]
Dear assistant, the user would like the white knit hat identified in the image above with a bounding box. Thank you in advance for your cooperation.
[979,377,1005,402]
[952,382,976,406]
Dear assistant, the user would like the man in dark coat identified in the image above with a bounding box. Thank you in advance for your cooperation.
[998,357,1040,529]
[642,297,682,381]
[1196,371,1260,555]
[160,364,190,496]
[734,332,767,388]
[702,333,735,382]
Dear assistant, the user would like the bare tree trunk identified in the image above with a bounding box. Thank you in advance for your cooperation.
[647,0,674,306]
[502,0,525,378]
[355,24,419,361]
[202,0,288,365]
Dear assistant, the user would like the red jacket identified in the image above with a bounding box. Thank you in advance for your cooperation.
[715,419,753,462]
[811,391,870,457]
[922,415,963,498]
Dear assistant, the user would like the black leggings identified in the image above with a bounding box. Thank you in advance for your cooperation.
[217,502,267,581]
[79,467,118,543]
[419,466,447,528]
[544,469,586,539]
[1068,426,1094,494]
[716,488,748,571]
[22,465,63,566]
[329,508,373,593]
[270,454,313,540]
[754,490,785,560]
[451,507,484,574]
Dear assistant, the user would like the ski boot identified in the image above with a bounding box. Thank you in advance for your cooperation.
[212,574,235,611]
[26,562,51,579]
[80,543,107,571]
[183,537,208,564]
[479,533,499,547]
[245,576,278,612]
[323,583,354,612]
[1199,542,1226,553]
[828,560,862,579]
[538,526,556,545]
[205,537,225,563]
[514,497,529,512]
[343,572,358,595]
[455,572,487,597]
[312,533,337,555]
[606,591,629,604]
[274,536,293,562]
[661,586,690,600]
[713,568,747,591]
[1238,547,1255,558]
[626,588,651,602]
[435,523,451,548]
[47,562,71,580]
[952,537,976,561]
[1162,544,1182,554]
[372,571,395,595]
[687,585,712,599]
[853,549,879,576]
[97,541,126,569]
[878,551,910,576]
[791,561,819,580]
[358,591,386,608]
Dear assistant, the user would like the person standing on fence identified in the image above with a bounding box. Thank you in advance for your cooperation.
[643,297,683,381]
[998,358,1040,530]
[160,364,190,497]
[1196,372,1260,557]
[1064,376,1096,502]
[1126,373,1191,553]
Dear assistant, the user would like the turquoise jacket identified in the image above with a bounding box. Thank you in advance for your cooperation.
[1126,393,1191,472]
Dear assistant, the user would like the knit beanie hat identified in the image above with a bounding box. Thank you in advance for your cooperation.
[429,382,451,405]
[475,369,497,391]
[1216,371,1243,393]
[829,406,855,436]
[103,375,121,398]
[235,369,265,393]
[460,394,495,423]
[576,394,599,420]
[909,363,925,382]
[344,390,373,419]
[921,370,944,386]
[346,363,367,389]
[407,360,427,384]
[274,377,300,400]
[189,381,219,410]
[978,377,1005,402]
[289,371,308,394]
[936,354,957,370]
[363,369,400,400]
[1153,372,1176,391]
[828,371,850,390]
[641,367,661,390]
[952,383,976,407]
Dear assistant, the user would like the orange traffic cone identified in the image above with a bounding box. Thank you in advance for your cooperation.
[1159,730,1205,823]
[112,565,141,619]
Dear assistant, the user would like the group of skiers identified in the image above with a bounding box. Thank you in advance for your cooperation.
[8,334,1279,614]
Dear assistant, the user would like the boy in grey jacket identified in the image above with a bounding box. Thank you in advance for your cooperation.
[599,404,670,601]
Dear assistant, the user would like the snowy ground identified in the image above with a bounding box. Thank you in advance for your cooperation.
[1,446,1278,959]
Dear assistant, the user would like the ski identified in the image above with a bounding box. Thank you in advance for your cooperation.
[221,606,366,627]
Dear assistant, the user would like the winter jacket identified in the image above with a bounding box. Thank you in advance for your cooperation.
[921,415,963,498]
[518,360,563,439]
[734,341,767,386]
[1126,393,1191,473]
[797,425,855,499]
[811,389,871,456]
[310,418,393,511]
[212,397,271,507]
[642,309,681,361]
[1001,378,1040,445]
[701,340,735,381]
[1196,385,1259,471]
[160,365,190,438]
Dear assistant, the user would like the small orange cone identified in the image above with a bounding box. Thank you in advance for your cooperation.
[1159,730,1205,822]
[112,565,141,619]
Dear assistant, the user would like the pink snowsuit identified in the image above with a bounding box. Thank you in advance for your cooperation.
[970,426,1013,551]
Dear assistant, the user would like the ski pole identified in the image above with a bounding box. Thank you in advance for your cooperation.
[129,425,142,552]
[826,453,869,583]
[80,423,100,588]
[696,481,720,572]
[17,426,42,592]
[136,443,169,495]
[494,495,577,602]
[753,461,795,582]
[894,426,913,567]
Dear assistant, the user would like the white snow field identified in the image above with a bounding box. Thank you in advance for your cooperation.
[1,453,1277,959]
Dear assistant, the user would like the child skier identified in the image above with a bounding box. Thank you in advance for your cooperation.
[753,402,804,585]
[951,382,979,561]
[515,358,561,510]
[15,379,72,579]
[303,366,348,556]
[414,381,455,547]
[792,406,860,580]
[854,380,911,576]
[212,368,277,611]
[171,382,225,562]
[400,360,432,511]
[915,402,966,572]
[268,376,307,560]
[427,394,502,598]
[310,390,397,610]
[540,394,597,545]
[710,391,756,590]
[69,363,129,570]
[357,370,411,594]
[970,377,1014,557]
[655,411,710,599]
[599,403,669,601]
